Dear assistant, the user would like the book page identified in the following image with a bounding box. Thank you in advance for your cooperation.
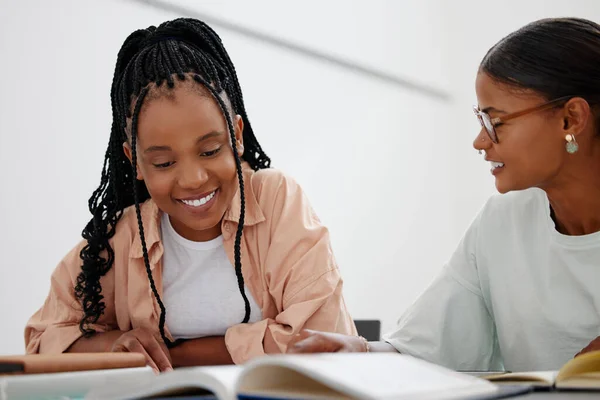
[556,371,600,389]
[236,353,497,400]
[556,349,600,385]
[482,371,557,386]
[86,365,241,400]
[0,366,153,399]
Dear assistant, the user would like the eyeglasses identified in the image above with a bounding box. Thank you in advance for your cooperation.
[473,95,575,143]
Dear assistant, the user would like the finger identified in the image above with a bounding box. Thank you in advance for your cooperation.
[287,335,302,349]
[288,331,312,348]
[288,334,338,354]
[136,332,173,372]
[116,339,160,374]
[298,329,317,338]
[333,336,363,353]
[159,341,173,366]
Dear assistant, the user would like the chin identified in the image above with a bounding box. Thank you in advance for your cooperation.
[494,177,527,195]
[182,215,223,232]
[495,184,511,194]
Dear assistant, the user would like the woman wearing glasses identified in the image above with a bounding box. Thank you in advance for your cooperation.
[287,17,600,372]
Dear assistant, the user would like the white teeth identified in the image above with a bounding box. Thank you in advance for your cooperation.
[490,161,504,170]
[181,191,215,207]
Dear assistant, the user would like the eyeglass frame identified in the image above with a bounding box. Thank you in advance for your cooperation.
[473,95,577,144]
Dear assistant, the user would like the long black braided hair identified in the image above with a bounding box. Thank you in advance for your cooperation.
[74,18,270,347]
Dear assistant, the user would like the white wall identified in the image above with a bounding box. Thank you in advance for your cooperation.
[0,0,599,355]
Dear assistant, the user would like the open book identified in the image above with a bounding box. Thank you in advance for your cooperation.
[86,353,511,400]
[480,350,600,389]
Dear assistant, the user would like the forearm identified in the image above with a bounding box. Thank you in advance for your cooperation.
[67,330,125,353]
[368,341,400,353]
[170,336,233,367]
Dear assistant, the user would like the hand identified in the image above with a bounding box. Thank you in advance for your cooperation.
[111,328,173,373]
[575,336,600,358]
[287,329,367,354]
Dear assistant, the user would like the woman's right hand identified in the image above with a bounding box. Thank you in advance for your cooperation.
[287,329,368,354]
[111,328,173,373]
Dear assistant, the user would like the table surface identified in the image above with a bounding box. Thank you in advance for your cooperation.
[148,391,600,400]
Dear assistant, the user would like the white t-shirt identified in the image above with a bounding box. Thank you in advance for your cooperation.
[160,213,262,340]
[384,188,600,372]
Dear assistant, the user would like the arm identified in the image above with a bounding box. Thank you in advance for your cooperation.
[369,342,398,352]
[287,329,398,353]
[25,242,172,372]
[169,337,233,367]
[68,328,172,372]
[67,331,125,353]
[383,212,500,371]
[289,211,501,371]
[25,242,115,354]
[224,173,356,364]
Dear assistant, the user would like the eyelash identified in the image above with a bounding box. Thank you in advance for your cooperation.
[152,147,222,169]
[153,161,174,169]
[201,147,221,157]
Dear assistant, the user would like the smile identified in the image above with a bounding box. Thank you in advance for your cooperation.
[178,190,216,207]
[490,161,504,174]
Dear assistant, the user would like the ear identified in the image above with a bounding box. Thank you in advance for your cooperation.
[122,142,144,180]
[234,114,244,157]
[562,97,592,139]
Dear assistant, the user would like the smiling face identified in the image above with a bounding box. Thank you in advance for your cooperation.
[472,72,573,194]
[124,80,244,242]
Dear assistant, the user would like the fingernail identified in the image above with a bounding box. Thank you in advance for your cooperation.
[166,367,174,372]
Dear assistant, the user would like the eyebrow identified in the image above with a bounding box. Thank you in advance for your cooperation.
[481,106,506,114]
[144,131,225,154]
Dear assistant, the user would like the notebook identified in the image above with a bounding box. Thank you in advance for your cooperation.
[86,353,509,400]
[480,350,600,389]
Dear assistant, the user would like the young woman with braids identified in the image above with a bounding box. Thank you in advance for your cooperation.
[288,18,600,372]
[25,18,356,372]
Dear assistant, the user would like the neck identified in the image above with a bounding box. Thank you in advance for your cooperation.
[543,148,600,236]
[168,214,223,242]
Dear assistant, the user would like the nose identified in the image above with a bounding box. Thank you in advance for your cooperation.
[177,160,209,190]
[473,127,492,152]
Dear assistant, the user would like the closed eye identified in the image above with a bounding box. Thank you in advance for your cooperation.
[153,161,174,169]
[201,147,222,157]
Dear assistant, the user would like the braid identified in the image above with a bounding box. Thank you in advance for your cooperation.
[192,74,251,322]
[129,87,172,344]
[75,18,268,342]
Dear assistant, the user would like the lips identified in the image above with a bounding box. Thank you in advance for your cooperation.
[490,161,504,170]
[177,190,216,207]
